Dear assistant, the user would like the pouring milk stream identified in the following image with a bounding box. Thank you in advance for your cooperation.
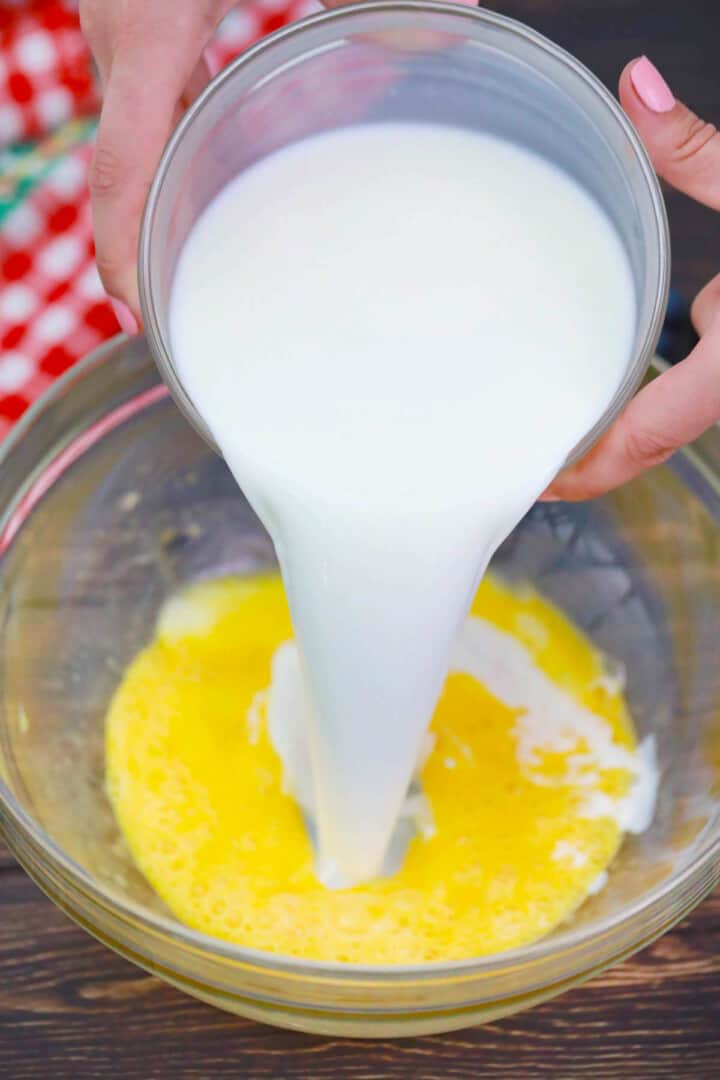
[169,123,636,888]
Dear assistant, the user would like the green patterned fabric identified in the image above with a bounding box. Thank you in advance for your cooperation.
[0,117,96,225]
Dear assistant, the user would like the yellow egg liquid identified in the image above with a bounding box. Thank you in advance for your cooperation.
[106,574,637,964]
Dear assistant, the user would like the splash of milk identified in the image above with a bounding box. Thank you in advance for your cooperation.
[265,622,657,849]
[452,617,657,834]
[170,123,637,886]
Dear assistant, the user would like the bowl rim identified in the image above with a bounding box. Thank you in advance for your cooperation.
[0,338,719,983]
[138,0,670,465]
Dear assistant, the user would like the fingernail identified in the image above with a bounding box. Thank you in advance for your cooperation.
[110,298,139,336]
[630,56,675,114]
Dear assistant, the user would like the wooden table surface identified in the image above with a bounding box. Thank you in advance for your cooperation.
[2,2,720,1076]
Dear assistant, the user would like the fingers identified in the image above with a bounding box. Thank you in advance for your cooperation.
[691,272,720,336]
[619,57,720,210]
[79,0,115,86]
[543,317,720,500]
[90,43,185,314]
[181,55,213,110]
[89,8,230,315]
[544,58,720,501]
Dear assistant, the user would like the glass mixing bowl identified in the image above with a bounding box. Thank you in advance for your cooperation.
[0,336,719,1037]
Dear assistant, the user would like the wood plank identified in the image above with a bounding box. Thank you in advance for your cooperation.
[0,869,718,1078]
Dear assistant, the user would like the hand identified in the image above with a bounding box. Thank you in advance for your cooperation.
[80,1,234,327]
[81,0,352,327]
[80,0,476,332]
[544,56,720,501]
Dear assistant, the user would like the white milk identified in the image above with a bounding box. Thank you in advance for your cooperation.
[264,624,658,844]
[170,123,637,887]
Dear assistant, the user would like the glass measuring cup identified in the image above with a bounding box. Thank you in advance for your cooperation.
[138,1,669,462]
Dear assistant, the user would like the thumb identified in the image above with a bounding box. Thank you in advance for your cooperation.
[620,57,720,210]
[89,7,232,317]
[541,319,720,502]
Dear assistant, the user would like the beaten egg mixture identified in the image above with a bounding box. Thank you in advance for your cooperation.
[106,574,643,963]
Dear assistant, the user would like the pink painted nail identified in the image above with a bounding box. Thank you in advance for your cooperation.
[110,298,139,336]
[630,56,675,114]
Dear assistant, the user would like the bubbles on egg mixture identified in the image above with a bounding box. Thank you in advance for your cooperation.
[105,574,657,964]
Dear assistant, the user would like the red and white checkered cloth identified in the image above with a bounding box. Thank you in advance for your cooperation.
[0,0,97,145]
[0,0,320,439]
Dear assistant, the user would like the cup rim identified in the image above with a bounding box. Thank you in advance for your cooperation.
[138,0,671,463]
[1,340,718,985]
